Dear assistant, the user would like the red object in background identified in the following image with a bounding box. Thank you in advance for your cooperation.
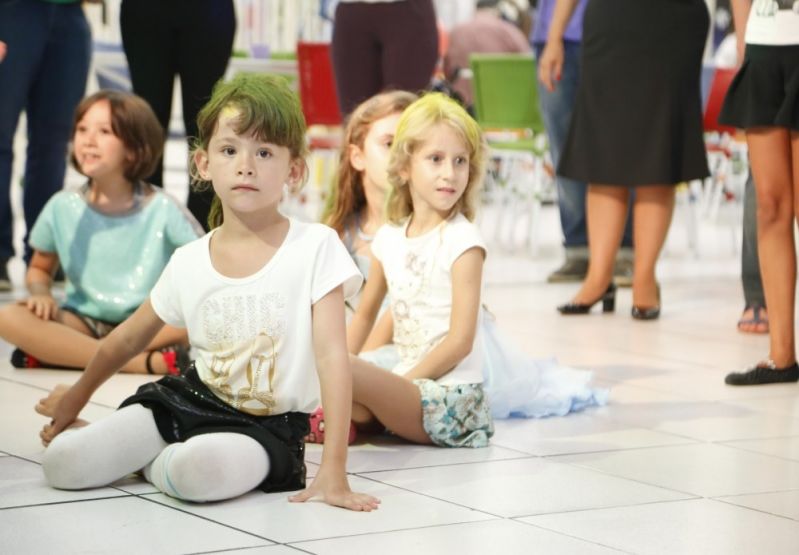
[437,20,448,58]
[297,42,342,127]
[703,67,738,135]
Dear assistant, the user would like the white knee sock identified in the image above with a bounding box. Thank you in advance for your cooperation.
[43,404,168,490]
[143,433,269,502]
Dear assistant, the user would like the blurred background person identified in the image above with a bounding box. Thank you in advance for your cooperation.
[712,19,767,335]
[119,0,236,229]
[443,0,530,109]
[331,0,439,116]
[0,0,94,290]
[721,0,799,385]
[532,0,633,285]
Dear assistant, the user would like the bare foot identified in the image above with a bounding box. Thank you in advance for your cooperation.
[35,384,71,418]
[40,418,89,447]
[737,306,769,334]
[60,418,90,430]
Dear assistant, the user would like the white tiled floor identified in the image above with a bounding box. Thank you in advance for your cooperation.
[2,134,799,554]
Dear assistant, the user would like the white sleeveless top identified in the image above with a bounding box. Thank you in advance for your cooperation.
[745,1,799,45]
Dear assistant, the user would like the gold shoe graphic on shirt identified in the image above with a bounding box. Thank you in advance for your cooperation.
[206,331,279,414]
[207,349,236,405]
[236,332,278,415]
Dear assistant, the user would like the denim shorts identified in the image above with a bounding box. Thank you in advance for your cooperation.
[61,306,117,339]
[413,379,494,448]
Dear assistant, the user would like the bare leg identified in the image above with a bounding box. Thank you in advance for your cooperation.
[0,303,186,373]
[631,185,675,308]
[349,354,432,444]
[351,402,376,425]
[570,185,629,303]
[749,128,796,367]
[362,311,393,352]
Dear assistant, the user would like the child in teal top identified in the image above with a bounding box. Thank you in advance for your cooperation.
[30,183,199,324]
[0,90,201,374]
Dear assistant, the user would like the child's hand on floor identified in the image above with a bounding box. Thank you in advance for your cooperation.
[23,294,59,320]
[289,466,380,511]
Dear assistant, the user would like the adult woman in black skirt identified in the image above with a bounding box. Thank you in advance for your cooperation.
[722,1,799,386]
[539,0,710,320]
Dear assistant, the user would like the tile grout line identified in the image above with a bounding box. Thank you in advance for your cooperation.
[513,518,634,554]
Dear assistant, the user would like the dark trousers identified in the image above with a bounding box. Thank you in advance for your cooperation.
[120,0,235,229]
[742,171,764,307]
[0,0,91,262]
[332,0,438,116]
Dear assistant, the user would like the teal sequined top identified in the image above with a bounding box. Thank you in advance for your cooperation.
[29,185,202,323]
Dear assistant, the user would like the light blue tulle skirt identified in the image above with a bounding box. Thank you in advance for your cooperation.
[480,315,608,418]
[359,314,608,419]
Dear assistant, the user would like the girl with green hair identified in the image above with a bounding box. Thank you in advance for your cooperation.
[37,73,379,511]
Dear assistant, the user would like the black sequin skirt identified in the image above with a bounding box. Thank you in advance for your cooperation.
[120,364,309,493]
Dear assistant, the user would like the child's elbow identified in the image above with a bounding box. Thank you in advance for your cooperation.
[451,335,475,362]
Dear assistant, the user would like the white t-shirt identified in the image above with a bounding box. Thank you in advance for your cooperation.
[151,219,362,416]
[371,213,486,386]
[745,1,799,45]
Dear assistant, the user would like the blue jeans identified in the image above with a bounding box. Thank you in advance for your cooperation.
[0,0,91,262]
[534,41,633,252]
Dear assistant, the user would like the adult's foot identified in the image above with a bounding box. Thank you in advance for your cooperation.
[725,360,799,386]
[632,280,660,311]
[737,305,768,334]
[547,258,588,283]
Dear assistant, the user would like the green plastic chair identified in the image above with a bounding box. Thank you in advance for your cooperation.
[469,53,545,153]
[469,53,550,254]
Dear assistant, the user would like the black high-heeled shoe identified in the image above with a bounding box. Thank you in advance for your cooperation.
[632,284,661,320]
[558,283,616,315]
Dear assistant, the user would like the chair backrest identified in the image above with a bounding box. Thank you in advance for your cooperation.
[470,53,543,134]
[703,67,737,135]
[297,42,342,126]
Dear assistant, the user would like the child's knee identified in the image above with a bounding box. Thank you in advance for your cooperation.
[42,431,93,490]
[154,434,268,502]
[0,303,24,336]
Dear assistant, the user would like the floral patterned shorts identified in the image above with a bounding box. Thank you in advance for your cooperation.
[413,380,494,448]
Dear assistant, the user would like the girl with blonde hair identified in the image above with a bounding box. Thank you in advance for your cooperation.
[337,94,605,447]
